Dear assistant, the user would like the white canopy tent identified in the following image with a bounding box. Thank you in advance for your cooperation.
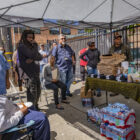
[0,0,140,29]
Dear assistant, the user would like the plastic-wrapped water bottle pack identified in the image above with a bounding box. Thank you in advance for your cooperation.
[101,103,136,128]
[100,123,136,140]
[81,98,92,107]
[87,103,136,140]
[87,108,103,126]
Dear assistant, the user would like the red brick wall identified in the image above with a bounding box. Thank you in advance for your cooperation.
[11,27,78,47]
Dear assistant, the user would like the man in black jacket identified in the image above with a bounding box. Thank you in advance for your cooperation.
[80,41,101,96]
[18,30,46,109]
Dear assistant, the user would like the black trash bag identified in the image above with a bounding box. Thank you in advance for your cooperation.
[93,74,97,78]
[100,74,106,79]
[109,75,116,80]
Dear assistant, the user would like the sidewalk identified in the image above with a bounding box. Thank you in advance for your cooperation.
[7,81,140,140]
[39,82,106,140]
[38,81,140,140]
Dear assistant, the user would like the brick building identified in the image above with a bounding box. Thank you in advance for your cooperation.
[11,27,78,48]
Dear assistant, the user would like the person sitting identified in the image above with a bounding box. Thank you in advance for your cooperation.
[0,95,50,140]
[42,56,69,110]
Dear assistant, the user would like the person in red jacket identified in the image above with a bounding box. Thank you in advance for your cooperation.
[78,47,88,84]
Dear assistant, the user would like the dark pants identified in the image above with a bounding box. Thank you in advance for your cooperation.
[25,76,41,107]
[80,65,87,81]
[45,81,66,105]
[15,64,22,87]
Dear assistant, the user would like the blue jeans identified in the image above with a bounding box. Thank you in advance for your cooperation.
[40,64,45,84]
[87,66,101,93]
[87,66,97,75]
[59,67,73,95]
[40,64,45,73]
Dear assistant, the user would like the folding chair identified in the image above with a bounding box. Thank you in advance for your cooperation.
[0,120,35,140]
[6,79,26,101]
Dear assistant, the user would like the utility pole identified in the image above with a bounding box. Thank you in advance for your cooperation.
[2,27,13,74]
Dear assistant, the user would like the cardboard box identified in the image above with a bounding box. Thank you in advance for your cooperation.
[80,86,93,98]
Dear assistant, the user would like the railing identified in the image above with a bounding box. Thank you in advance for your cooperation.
[67,25,140,77]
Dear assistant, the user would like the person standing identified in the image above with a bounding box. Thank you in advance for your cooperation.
[109,33,132,61]
[72,52,77,84]
[39,44,49,73]
[80,41,101,96]
[78,47,88,84]
[109,33,132,97]
[51,42,57,50]
[52,34,75,97]
[0,47,6,59]
[39,44,49,85]
[0,51,10,95]
[18,30,45,109]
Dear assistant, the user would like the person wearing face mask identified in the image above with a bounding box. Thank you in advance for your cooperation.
[0,47,4,54]
[80,41,101,97]
[0,50,10,95]
[0,47,6,59]
[18,30,44,110]
[52,34,75,97]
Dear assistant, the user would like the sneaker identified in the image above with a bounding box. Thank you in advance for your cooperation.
[56,104,64,110]
[110,93,119,97]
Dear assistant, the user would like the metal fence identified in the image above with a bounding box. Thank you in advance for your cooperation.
[67,25,140,78]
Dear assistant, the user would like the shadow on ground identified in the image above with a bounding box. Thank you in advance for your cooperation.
[39,81,140,140]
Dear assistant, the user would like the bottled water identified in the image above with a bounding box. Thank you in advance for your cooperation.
[101,103,136,127]
[88,103,136,139]
[82,98,92,107]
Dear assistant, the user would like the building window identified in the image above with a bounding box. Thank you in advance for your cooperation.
[61,27,71,35]
[49,27,60,35]
[78,29,85,34]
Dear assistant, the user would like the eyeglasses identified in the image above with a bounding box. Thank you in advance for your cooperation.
[89,45,95,47]
[61,38,66,40]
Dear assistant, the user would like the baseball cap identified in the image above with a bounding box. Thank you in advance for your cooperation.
[114,33,122,39]
[87,41,95,47]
